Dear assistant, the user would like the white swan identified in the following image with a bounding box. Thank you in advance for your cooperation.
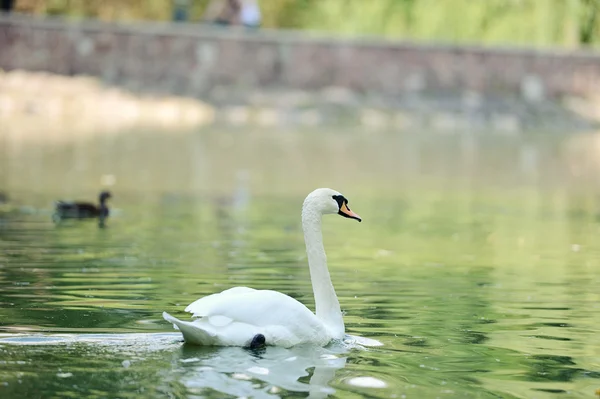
[162,188,362,348]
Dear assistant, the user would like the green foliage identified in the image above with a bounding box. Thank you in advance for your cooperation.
[12,0,600,47]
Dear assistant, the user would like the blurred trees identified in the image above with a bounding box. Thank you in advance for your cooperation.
[11,0,600,48]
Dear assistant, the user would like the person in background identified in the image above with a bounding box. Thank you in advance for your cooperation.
[202,0,261,28]
[203,0,241,26]
[239,0,261,28]
[173,0,190,22]
[1,0,15,13]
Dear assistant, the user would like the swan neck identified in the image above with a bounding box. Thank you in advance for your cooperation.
[302,205,344,338]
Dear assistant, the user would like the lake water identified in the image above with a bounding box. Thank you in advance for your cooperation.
[1,127,600,398]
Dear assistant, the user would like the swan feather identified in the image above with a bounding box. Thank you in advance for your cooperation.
[164,288,331,347]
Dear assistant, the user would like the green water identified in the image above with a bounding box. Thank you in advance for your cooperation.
[0,128,600,398]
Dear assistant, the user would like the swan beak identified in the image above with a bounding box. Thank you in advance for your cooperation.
[339,203,362,222]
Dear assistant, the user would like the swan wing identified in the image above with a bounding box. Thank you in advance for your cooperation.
[185,286,257,316]
[167,287,330,347]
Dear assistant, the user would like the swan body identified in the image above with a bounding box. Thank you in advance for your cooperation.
[163,287,330,347]
[163,188,362,348]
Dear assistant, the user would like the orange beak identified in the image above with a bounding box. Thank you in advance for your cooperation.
[339,202,362,222]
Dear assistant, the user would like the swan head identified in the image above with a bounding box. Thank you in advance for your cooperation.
[303,188,362,222]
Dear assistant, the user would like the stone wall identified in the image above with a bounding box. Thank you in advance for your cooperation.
[1,13,600,100]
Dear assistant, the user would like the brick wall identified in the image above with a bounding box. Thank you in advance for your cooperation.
[1,13,600,100]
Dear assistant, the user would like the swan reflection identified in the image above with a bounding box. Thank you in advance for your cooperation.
[176,342,350,398]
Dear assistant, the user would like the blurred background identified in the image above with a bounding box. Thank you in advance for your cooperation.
[1,1,600,399]
[5,0,600,47]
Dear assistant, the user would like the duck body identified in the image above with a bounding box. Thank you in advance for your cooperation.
[54,201,108,219]
[53,191,111,223]
[163,188,362,348]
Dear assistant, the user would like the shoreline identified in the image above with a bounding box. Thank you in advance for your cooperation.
[1,69,599,139]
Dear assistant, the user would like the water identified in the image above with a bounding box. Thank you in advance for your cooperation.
[1,127,600,398]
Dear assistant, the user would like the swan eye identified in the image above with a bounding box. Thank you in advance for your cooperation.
[332,195,346,210]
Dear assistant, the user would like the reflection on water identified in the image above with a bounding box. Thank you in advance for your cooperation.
[178,343,348,399]
[1,126,600,398]
[0,333,354,399]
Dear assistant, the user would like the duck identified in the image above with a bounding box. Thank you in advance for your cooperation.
[163,187,362,348]
[52,191,112,226]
